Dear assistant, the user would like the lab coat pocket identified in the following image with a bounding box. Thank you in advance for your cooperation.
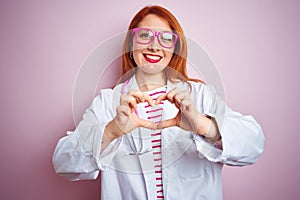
[176,144,208,180]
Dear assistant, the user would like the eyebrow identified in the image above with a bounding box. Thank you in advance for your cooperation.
[136,27,173,32]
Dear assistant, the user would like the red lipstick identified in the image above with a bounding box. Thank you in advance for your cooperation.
[143,54,162,63]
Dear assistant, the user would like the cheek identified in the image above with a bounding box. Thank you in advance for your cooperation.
[132,40,144,52]
[166,51,173,59]
[163,51,174,64]
[132,43,144,59]
[132,50,144,66]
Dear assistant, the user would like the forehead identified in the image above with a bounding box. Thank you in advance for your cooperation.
[137,14,171,31]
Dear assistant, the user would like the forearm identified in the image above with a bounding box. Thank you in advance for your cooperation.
[101,119,123,152]
[196,114,222,144]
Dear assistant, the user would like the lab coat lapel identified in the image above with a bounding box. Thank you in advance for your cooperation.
[160,80,194,197]
[160,80,180,197]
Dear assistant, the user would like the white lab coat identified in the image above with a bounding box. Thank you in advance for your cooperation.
[53,75,265,200]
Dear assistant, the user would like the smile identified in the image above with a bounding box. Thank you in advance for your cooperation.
[143,54,162,63]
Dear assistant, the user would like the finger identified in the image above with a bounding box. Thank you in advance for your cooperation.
[166,87,185,104]
[116,105,138,124]
[180,99,194,112]
[174,90,188,103]
[157,118,177,129]
[128,90,145,103]
[120,95,138,109]
[134,117,157,130]
[115,105,137,133]
[155,94,167,104]
[141,93,155,107]
[128,90,155,107]
[156,87,190,106]
[173,91,188,108]
[116,105,130,117]
[166,88,178,104]
[155,92,182,108]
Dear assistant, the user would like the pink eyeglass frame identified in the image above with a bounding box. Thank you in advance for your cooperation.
[132,27,178,49]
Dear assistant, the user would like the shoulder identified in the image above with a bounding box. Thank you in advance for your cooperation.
[96,82,124,98]
[187,81,207,94]
[88,89,113,110]
[188,81,218,95]
[187,81,222,106]
[99,88,113,95]
[97,88,113,99]
[93,82,125,107]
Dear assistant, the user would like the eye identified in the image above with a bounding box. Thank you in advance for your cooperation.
[161,32,174,42]
[138,30,153,40]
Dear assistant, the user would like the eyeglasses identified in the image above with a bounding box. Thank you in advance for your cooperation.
[133,27,178,49]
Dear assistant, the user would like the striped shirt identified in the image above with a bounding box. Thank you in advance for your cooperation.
[144,86,167,200]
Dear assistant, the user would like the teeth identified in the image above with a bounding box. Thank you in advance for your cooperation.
[145,54,161,60]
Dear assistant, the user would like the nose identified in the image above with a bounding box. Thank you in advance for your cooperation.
[148,35,161,52]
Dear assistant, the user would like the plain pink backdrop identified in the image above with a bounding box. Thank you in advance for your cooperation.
[1,0,299,200]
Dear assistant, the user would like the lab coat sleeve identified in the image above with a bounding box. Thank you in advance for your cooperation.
[52,89,118,181]
[192,83,265,166]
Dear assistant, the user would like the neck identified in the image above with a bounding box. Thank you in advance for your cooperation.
[135,69,167,91]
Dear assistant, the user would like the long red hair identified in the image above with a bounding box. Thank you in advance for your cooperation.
[121,5,203,84]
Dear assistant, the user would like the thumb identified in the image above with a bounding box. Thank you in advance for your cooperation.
[157,118,177,129]
[136,118,158,130]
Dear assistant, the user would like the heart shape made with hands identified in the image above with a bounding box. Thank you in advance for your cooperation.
[120,88,208,134]
[115,88,220,147]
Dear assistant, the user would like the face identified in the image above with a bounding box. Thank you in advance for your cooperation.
[132,14,175,75]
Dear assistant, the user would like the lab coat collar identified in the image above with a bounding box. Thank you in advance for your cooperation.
[124,73,189,93]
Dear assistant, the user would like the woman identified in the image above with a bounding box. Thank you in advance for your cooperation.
[53,5,265,200]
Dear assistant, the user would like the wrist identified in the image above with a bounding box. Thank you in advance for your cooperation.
[196,114,212,136]
[205,117,221,143]
[197,115,221,142]
[104,119,124,141]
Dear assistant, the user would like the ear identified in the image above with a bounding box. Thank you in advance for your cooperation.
[130,51,133,60]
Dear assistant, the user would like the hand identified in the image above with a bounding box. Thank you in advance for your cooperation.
[155,87,213,137]
[113,90,157,136]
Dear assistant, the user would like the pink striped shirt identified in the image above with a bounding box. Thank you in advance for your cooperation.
[144,86,166,200]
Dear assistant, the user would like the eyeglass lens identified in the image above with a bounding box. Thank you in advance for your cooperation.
[135,28,177,48]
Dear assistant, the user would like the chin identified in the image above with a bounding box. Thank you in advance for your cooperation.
[138,63,167,75]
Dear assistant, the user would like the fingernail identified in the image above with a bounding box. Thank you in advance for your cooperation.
[152,101,157,107]
[156,123,162,129]
[152,122,158,129]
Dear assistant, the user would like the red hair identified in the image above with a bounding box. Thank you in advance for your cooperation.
[121,5,204,84]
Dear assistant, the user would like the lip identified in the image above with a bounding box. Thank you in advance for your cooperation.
[143,54,162,63]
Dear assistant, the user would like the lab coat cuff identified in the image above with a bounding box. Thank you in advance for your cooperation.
[192,133,223,161]
[203,112,265,165]
[94,123,123,171]
[193,113,228,163]
[93,122,109,171]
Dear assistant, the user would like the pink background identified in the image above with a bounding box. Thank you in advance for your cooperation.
[1,0,299,199]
